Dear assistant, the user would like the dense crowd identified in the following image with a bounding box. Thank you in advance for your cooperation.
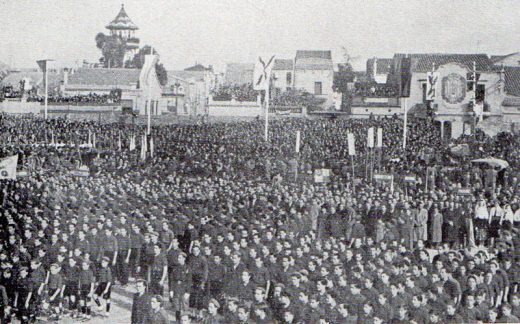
[0,113,520,323]
[352,82,399,98]
[26,93,121,104]
[211,84,258,102]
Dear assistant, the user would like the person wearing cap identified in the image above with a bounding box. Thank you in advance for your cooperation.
[202,298,224,324]
[148,295,168,324]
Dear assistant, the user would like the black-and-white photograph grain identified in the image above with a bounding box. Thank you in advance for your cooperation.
[1,0,520,323]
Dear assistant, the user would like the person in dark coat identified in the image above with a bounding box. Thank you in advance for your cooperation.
[131,279,150,324]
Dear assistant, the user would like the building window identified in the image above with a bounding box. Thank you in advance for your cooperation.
[286,72,292,85]
[314,82,322,95]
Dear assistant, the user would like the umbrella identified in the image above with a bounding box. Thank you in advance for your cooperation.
[471,158,510,170]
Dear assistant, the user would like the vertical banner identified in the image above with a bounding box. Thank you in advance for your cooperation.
[367,127,375,148]
[377,128,383,148]
[118,132,122,151]
[129,135,136,151]
[295,131,301,153]
[150,137,154,158]
[92,133,96,149]
[347,133,356,156]
[0,155,18,180]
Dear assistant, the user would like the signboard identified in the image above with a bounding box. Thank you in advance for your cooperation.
[314,169,331,183]
[404,175,417,182]
[347,133,356,156]
[0,155,18,180]
[374,174,393,181]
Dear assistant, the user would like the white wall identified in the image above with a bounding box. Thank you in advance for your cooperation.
[294,69,333,96]
[272,69,293,92]
[208,101,262,117]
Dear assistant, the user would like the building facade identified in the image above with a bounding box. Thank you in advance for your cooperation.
[293,50,334,107]
[272,59,294,95]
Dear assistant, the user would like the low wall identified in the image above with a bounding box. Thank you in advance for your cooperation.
[0,101,40,114]
[0,100,121,115]
[208,100,262,117]
[351,106,402,117]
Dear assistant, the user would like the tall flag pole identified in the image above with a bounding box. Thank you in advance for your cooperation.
[253,55,275,142]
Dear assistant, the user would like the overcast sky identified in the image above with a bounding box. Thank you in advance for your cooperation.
[0,0,518,71]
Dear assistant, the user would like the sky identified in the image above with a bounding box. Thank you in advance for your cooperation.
[0,0,519,72]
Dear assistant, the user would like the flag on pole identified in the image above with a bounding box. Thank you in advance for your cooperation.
[377,128,383,148]
[253,55,275,91]
[140,135,147,161]
[295,131,301,153]
[347,133,356,156]
[150,137,154,158]
[0,155,18,180]
[367,127,375,148]
[129,135,136,151]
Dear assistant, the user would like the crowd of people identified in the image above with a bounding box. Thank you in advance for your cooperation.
[352,82,399,98]
[211,84,258,102]
[26,92,121,104]
[0,113,520,323]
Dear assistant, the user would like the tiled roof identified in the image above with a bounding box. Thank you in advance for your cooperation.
[106,5,138,30]
[367,58,393,76]
[184,64,212,72]
[169,70,206,82]
[67,68,140,87]
[295,50,333,70]
[394,53,494,73]
[295,50,332,60]
[273,59,293,70]
[504,66,520,97]
[491,52,518,63]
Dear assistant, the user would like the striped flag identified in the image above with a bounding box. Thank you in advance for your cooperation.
[253,55,275,91]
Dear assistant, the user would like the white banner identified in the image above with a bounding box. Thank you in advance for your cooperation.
[347,133,356,156]
[0,155,18,180]
[367,127,374,148]
[377,128,383,148]
[295,131,301,153]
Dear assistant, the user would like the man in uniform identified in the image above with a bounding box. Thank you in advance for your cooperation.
[203,298,225,324]
[149,244,167,296]
[93,257,113,317]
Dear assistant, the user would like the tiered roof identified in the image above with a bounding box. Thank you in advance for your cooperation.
[106,5,138,31]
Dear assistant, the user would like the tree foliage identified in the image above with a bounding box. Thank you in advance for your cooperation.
[95,33,126,68]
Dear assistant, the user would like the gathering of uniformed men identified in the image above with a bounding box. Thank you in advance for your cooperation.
[1,113,520,323]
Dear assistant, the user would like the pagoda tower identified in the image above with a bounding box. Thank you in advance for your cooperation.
[106,4,140,61]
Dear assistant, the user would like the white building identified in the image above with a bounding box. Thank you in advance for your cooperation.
[293,50,334,106]
[272,59,294,95]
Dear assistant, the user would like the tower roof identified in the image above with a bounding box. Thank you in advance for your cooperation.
[106,4,138,31]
